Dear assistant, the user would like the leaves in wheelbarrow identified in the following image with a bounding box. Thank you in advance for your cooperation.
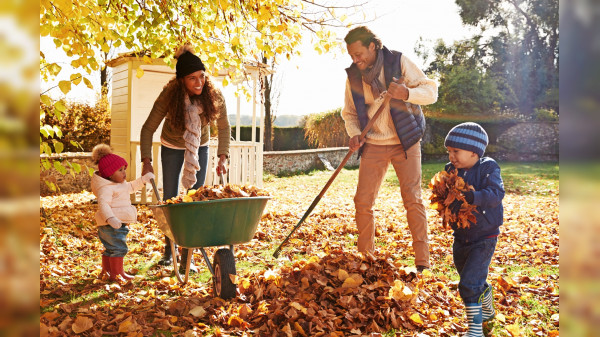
[166,184,270,203]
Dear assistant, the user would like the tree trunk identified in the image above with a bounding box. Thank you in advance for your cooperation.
[262,56,274,151]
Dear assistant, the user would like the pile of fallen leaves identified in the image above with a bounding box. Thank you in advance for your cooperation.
[166,184,269,204]
[428,170,477,229]
[232,251,430,335]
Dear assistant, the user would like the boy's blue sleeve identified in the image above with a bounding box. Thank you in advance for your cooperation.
[472,164,505,208]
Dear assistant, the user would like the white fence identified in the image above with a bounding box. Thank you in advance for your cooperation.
[129,140,263,204]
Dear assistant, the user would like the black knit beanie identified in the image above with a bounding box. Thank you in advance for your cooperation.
[176,51,206,78]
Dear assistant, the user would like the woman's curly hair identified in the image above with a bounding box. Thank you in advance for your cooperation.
[164,76,223,132]
[165,75,225,130]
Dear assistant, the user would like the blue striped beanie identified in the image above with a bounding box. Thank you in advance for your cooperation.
[444,122,489,157]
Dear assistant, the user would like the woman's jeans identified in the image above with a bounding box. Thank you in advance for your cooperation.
[161,145,209,199]
[160,145,209,255]
[98,225,129,257]
[453,237,498,303]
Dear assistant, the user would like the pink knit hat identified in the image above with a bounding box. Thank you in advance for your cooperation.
[98,154,128,179]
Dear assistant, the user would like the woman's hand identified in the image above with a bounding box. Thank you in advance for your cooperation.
[216,154,228,175]
[141,158,154,176]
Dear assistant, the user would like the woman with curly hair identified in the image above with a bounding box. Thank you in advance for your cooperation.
[140,44,230,272]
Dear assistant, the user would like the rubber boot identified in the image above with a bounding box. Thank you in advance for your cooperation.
[481,286,495,322]
[465,303,484,337]
[179,248,198,274]
[101,255,111,278]
[109,256,134,281]
[158,235,174,266]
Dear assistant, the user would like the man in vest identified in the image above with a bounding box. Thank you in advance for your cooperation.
[341,26,438,272]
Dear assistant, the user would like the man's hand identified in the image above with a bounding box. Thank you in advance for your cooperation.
[349,135,366,152]
[141,158,154,176]
[107,217,122,229]
[387,76,408,101]
[216,154,228,175]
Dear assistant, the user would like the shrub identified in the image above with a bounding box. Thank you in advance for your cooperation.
[41,96,111,152]
[304,108,349,148]
[534,108,558,122]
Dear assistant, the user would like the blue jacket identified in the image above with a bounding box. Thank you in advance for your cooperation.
[345,46,425,157]
[445,157,505,243]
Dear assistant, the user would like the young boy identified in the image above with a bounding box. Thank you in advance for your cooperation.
[444,122,505,336]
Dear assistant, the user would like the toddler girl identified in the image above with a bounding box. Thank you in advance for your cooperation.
[91,144,154,281]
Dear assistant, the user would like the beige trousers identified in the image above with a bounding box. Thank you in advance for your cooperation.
[354,142,430,268]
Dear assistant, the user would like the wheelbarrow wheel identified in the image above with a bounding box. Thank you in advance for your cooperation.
[213,248,236,299]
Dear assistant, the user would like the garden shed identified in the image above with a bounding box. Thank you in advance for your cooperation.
[106,54,270,204]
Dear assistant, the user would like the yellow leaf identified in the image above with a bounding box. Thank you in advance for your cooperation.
[229,273,238,284]
[290,302,307,314]
[58,80,71,94]
[496,313,506,323]
[136,67,144,79]
[409,313,423,325]
[70,73,82,85]
[71,315,93,334]
[182,195,193,203]
[506,323,521,337]
[83,77,93,89]
[187,189,196,196]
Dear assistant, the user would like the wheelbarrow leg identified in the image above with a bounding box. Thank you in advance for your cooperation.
[171,240,190,284]
[199,247,214,276]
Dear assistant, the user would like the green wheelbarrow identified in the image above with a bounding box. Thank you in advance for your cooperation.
[148,179,270,299]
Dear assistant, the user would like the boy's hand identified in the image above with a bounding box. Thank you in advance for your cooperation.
[463,191,474,204]
[142,172,155,183]
[107,217,122,229]
[449,199,463,215]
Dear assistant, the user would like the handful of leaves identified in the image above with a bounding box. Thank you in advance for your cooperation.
[166,184,269,204]
[429,170,477,229]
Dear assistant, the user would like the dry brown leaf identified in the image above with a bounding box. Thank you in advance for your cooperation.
[189,306,206,318]
[71,315,93,334]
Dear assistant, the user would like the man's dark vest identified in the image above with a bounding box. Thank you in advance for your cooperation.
[345,46,425,157]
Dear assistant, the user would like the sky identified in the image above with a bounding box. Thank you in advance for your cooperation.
[275,0,476,116]
[40,0,476,117]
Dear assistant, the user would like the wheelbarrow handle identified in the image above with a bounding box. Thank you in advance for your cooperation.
[273,77,405,258]
[150,178,162,203]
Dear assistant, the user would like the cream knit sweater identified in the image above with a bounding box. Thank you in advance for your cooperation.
[341,54,438,146]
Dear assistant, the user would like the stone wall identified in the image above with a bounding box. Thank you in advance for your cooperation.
[263,147,359,175]
[40,153,96,196]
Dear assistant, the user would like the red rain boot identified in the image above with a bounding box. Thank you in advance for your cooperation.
[101,255,111,278]
[109,256,134,281]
